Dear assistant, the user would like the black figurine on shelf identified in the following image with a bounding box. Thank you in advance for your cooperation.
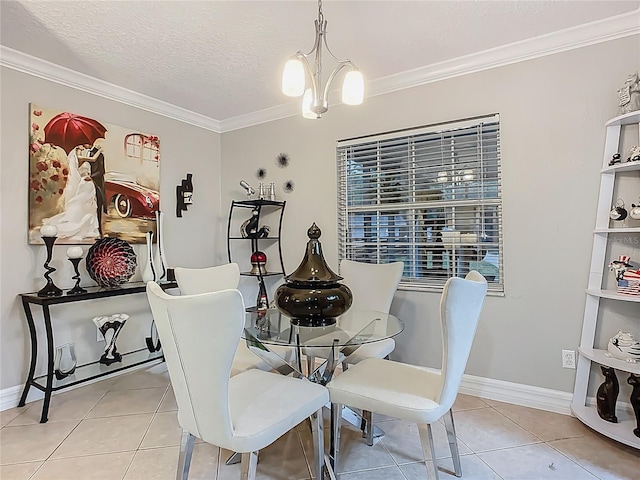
[66,247,87,295]
[608,153,622,166]
[37,225,63,297]
[596,366,619,423]
[241,209,259,238]
[628,373,640,438]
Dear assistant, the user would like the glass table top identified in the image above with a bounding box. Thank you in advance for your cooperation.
[242,308,404,348]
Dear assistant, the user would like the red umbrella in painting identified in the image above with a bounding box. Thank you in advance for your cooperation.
[43,113,107,154]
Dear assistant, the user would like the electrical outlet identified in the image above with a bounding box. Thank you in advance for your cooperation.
[562,350,576,369]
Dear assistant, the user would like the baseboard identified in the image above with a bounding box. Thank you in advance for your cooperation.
[0,359,163,412]
[419,368,574,415]
[459,372,574,415]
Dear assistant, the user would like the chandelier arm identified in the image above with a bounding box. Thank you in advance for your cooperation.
[296,52,320,104]
[321,26,352,64]
[321,62,352,107]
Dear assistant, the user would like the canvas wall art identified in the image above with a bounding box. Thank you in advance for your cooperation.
[28,104,161,244]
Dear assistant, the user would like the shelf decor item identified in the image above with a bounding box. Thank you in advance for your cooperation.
[93,313,129,365]
[240,208,260,238]
[275,223,352,326]
[250,251,268,275]
[66,246,87,295]
[617,72,640,114]
[176,173,193,217]
[609,255,633,280]
[606,331,640,363]
[37,225,63,297]
[240,180,255,198]
[86,238,137,288]
[257,279,269,312]
[628,374,640,438]
[596,365,619,423]
[141,231,156,283]
[53,343,77,380]
[153,210,167,280]
[609,199,628,221]
[618,269,640,296]
[627,145,640,163]
[630,200,640,220]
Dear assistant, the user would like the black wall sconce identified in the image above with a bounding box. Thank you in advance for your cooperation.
[176,173,194,217]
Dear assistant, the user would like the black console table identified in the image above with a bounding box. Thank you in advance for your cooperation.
[18,281,176,423]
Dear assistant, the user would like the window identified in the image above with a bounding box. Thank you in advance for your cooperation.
[125,133,160,163]
[337,114,503,292]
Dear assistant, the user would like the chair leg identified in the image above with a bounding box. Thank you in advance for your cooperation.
[176,430,195,480]
[443,409,462,477]
[240,451,258,480]
[306,355,316,376]
[417,423,439,480]
[330,403,342,472]
[363,410,374,446]
[310,408,325,480]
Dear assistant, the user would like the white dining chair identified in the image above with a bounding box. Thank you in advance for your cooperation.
[327,271,487,479]
[338,260,404,365]
[146,282,330,480]
[304,260,403,438]
[174,264,271,376]
[305,260,403,371]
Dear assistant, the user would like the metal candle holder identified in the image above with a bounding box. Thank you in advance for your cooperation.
[66,247,86,294]
[37,227,63,297]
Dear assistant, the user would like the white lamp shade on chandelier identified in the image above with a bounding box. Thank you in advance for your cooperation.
[282,59,306,97]
[281,0,364,119]
[341,70,365,105]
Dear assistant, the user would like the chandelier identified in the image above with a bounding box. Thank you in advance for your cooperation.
[281,0,364,119]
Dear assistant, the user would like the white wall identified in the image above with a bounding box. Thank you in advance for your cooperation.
[0,68,222,391]
[221,36,640,394]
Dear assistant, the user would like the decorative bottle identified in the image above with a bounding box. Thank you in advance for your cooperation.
[257,280,268,311]
[153,211,167,280]
[141,231,156,283]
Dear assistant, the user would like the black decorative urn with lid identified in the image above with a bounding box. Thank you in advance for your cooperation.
[275,223,352,326]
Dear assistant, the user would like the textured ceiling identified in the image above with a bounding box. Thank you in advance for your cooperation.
[1,0,638,121]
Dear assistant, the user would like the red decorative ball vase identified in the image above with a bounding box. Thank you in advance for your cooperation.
[86,238,137,288]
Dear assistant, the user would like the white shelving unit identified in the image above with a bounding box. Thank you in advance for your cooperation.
[571,110,640,449]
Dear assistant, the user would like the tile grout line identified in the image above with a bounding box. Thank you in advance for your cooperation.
[24,386,111,475]
[544,440,608,480]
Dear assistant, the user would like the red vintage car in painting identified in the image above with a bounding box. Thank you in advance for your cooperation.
[105,172,159,219]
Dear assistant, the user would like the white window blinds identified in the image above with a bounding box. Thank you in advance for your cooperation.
[337,114,503,292]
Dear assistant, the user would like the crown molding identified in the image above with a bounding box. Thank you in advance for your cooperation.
[2,9,638,134]
[220,8,639,132]
[366,8,640,98]
[0,46,222,133]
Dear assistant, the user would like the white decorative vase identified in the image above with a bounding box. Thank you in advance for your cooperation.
[141,231,156,283]
[153,211,167,280]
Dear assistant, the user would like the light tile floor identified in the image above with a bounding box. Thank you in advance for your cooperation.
[1,363,638,480]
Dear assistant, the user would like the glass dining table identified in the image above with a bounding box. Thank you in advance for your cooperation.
[222,308,405,467]
[242,308,405,384]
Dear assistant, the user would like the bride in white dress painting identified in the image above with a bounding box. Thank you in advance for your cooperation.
[43,144,103,242]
